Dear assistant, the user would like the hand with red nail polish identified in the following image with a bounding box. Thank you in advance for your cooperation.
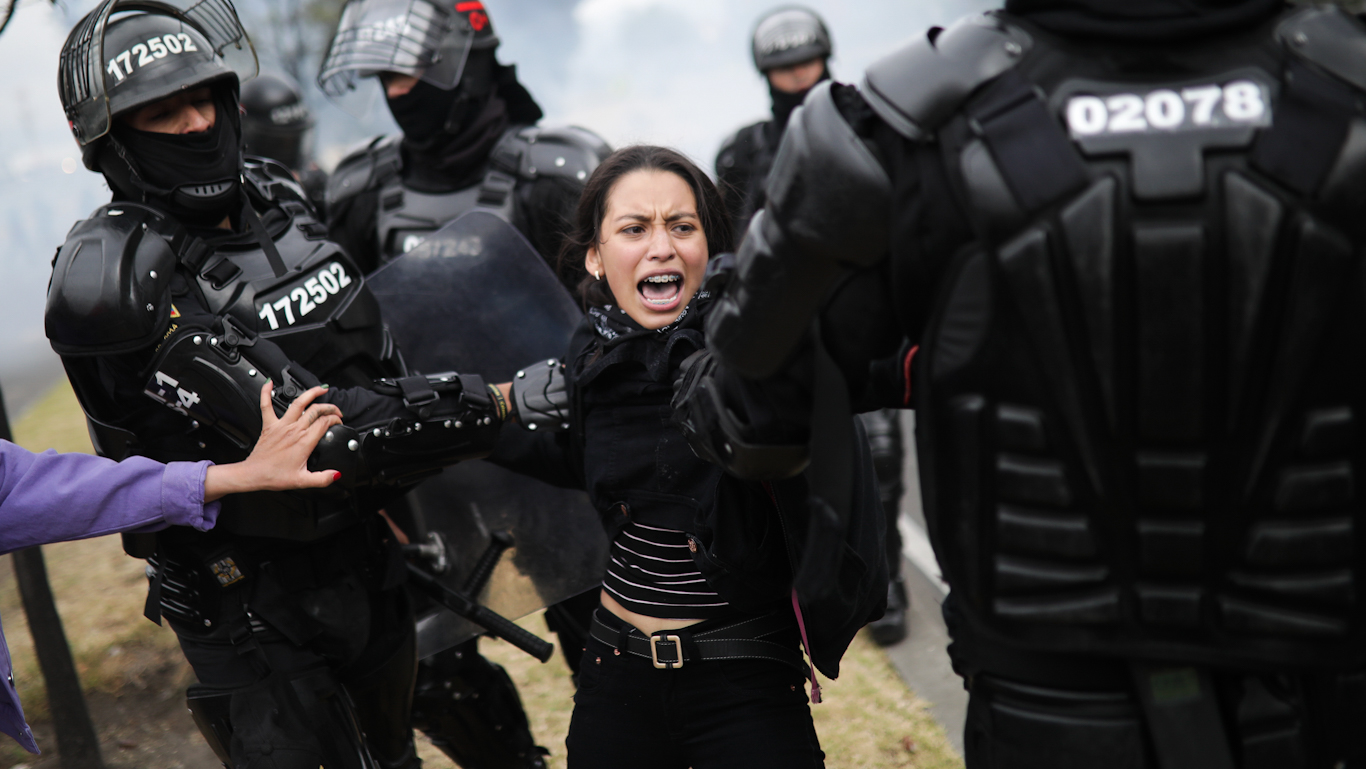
[203,382,345,501]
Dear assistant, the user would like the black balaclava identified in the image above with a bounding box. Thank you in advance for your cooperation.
[387,48,544,192]
[1004,0,1286,41]
[768,64,829,138]
[100,85,242,228]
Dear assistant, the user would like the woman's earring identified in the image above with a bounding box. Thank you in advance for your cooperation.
[594,269,601,280]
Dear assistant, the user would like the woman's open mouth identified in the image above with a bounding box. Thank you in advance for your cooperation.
[638,272,683,309]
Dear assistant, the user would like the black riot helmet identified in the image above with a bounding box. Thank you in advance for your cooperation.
[317,0,499,97]
[60,0,257,156]
[241,72,313,169]
[750,6,831,72]
[59,0,257,221]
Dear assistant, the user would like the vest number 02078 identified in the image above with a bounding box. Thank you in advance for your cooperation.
[257,262,352,331]
[1066,81,1268,137]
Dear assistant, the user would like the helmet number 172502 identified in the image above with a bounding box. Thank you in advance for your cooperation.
[106,34,198,83]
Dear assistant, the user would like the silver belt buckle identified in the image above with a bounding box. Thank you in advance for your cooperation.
[650,634,684,669]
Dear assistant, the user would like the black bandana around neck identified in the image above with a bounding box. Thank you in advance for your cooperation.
[581,291,712,384]
[588,291,711,344]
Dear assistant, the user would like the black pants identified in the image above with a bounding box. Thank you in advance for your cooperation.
[173,578,417,768]
[565,608,824,769]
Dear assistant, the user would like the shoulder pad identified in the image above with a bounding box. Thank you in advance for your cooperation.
[326,134,403,208]
[243,156,313,209]
[765,81,891,268]
[46,203,186,356]
[491,125,611,185]
[1278,6,1366,92]
[860,12,1032,140]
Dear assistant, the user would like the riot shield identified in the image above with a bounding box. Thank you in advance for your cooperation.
[368,211,606,659]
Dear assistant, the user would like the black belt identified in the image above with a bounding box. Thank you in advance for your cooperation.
[589,611,807,672]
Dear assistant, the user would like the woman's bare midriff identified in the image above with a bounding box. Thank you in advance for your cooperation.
[600,590,706,637]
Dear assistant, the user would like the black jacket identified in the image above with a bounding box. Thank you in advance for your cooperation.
[490,302,886,678]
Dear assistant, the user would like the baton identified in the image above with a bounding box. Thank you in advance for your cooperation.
[405,562,555,662]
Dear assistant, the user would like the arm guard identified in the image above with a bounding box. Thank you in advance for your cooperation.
[311,372,502,486]
[510,358,569,432]
[141,316,328,454]
[706,81,892,380]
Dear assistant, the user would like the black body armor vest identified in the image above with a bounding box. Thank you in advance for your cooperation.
[328,125,608,266]
[873,8,1366,668]
[49,158,403,541]
[715,120,778,234]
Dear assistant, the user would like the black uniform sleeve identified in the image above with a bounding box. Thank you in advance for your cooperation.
[485,423,583,490]
[699,82,970,450]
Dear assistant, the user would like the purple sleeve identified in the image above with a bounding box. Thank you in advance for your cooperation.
[0,441,218,554]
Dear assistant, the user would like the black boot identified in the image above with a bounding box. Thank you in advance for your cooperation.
[868,576,909,646]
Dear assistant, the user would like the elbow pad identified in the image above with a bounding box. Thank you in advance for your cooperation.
[142,318,313,454]
[511,359,570,432]
[707,81,891,380]
[311,372,503,486]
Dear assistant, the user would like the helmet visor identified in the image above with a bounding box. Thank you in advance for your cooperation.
[317,0,476,98]
[60,0,258,146]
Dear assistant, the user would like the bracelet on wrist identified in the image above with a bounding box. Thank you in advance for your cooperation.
[487,383,509,422]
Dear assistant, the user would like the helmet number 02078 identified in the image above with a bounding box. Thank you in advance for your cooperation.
[1065,80,1271,138]
[106,34,199,83]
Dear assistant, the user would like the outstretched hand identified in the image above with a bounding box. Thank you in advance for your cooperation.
[202,381,344,502]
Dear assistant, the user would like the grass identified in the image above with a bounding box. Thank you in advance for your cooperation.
[0,379,964,768]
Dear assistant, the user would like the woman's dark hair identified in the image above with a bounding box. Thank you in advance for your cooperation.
[558,145,732,309]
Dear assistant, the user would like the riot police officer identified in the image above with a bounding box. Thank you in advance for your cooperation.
[678,0,1366,765]
[318,0,609,278]
[715,5,831,235]
[716,5,910,646]
[318,2,607,765]
[240,71,327,214]
[51,2,510,766]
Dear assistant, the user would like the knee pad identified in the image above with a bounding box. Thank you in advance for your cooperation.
[965,675,1151,769]
[412,640,549,769]
[187,666,377,769]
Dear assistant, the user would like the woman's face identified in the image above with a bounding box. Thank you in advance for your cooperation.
[122,86,216,134]
[585,169,709,329]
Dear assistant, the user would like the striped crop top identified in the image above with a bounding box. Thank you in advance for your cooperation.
[602,521,731,620]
